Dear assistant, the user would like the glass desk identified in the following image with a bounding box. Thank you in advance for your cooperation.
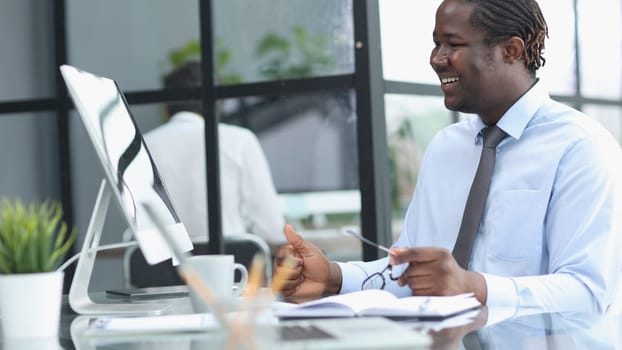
[2,292,621,349]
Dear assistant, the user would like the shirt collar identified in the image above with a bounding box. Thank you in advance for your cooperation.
[170,111,204,124]
[489,79,548,141]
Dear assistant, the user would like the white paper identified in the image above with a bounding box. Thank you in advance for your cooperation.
[89,313,221,334]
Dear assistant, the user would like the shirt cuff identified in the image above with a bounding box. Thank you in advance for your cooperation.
[336,262,370,294]
[480,273,519,326]
[482,273,519,309]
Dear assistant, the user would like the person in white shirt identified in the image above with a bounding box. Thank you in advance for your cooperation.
[145,61,285,246]
[273,0,622,314]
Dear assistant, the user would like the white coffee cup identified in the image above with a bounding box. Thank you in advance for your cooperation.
[183,255,248,313]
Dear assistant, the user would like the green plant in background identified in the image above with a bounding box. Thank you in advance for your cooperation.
[165,26,333,84]
[165,39,242,85]
[256,26,333,80]
[0,199,76,274]
[388,118,421,216]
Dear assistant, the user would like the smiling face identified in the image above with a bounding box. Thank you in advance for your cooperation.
[430,0,513,123]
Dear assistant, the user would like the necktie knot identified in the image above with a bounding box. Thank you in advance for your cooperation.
[482,125,507,149]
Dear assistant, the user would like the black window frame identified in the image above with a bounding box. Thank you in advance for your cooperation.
[2,0,621,272]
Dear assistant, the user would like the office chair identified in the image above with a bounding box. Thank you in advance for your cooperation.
[123,233,273,288]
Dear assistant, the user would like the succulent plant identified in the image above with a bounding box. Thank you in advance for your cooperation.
[0,199,76,274]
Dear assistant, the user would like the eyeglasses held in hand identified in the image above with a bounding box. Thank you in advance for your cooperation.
[343,230,404,290]
[361,264,402,290]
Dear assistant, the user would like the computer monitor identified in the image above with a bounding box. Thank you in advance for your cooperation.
[60,64,194,315]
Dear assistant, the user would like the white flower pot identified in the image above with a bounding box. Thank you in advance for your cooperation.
[2,337,62,350]
[0,271,64,338]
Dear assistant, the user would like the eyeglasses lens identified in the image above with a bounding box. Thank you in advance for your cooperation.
[362,273,385,290]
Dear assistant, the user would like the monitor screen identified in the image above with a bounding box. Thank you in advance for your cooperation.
[60,64,193,265]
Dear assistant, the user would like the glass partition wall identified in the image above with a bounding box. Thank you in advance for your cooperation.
[1,1,622,290]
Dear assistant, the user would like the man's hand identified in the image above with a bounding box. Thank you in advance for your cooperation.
[273,224,342,298]
[389,247,488,304]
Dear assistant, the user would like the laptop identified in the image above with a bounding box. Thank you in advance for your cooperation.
[272,317,431,349]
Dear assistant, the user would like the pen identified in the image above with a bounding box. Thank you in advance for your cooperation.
[344,229,393,255]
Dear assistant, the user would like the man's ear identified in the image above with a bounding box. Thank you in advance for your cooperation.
[503,36,525,63]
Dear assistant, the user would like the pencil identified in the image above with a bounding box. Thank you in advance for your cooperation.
[243,254,266,298]
[178,265,230,328]
[226,253,265,350]
[271,255,298,295]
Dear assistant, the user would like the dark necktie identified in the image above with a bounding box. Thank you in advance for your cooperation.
[452,125,507,269]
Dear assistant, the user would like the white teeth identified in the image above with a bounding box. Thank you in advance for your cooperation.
[441,77,460,84]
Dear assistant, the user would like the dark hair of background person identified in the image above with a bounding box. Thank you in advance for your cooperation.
[465,0,548,75]
[163,61,203,117]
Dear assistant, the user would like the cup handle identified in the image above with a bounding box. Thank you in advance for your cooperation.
[233,263,248,296]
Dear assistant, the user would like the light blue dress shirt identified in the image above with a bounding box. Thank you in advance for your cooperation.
[338,81,622,313]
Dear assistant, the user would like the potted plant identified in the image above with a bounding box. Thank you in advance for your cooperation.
[0,198,75,339]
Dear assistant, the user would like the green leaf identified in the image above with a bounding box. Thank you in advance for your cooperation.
[256,33,291,57]
[0,198,76,274]
[255,27,334,80]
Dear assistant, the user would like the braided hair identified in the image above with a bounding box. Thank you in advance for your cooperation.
[463,0,548,75]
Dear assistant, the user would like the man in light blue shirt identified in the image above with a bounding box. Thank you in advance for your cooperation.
[274,0,622,313]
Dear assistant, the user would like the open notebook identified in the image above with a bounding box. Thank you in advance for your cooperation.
[275,289,481,320]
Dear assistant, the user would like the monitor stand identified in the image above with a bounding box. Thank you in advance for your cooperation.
[69,180,170,315]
